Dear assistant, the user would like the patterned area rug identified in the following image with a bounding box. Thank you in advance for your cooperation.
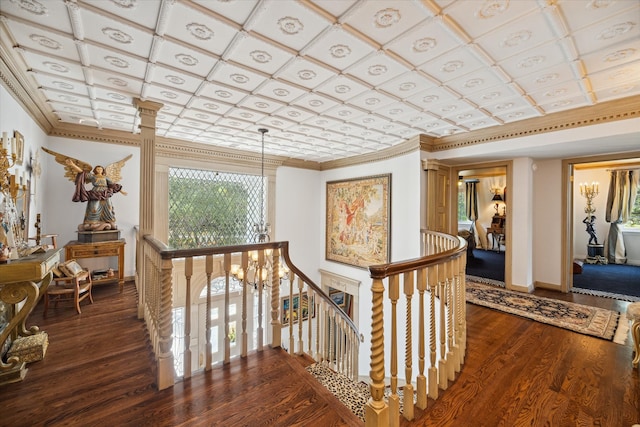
[466,281,628,345]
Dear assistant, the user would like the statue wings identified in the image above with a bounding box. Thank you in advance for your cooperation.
[41,147,132,183]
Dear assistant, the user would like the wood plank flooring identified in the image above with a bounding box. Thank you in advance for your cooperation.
[1,283,638,426]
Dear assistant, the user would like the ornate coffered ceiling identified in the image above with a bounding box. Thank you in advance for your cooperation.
[0,0,638,163]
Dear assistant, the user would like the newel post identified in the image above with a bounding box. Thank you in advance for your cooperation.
[365,277,388,427]
[157,256,175,390]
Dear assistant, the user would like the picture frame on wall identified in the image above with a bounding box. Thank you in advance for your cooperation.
[325,174,391,268]
[281,292,314,325]
[13,130,24,165]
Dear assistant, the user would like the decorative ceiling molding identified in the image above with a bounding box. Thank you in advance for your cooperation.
[427,95,640,152]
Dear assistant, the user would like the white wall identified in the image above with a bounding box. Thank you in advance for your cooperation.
[511,158,534,290]
[532,159,563,287]
[0,85,50,235]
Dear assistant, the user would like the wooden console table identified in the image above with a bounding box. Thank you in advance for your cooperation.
[65,239,125,292]
[0,248,62,384]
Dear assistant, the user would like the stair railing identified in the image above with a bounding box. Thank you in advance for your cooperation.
[365,230,467,426]
[139,237,362,390]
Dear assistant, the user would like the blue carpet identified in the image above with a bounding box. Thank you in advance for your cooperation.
[573,262,640,298]
[466,249,640,299]
[465,249,504,282]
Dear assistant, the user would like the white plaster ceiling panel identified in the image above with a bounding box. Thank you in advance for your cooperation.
[49,101,93,117]
[191,0,258,26]
[309,0,358,19]
[513,62,576,94]
[384,18,458,67]
[237,94,286,114]
[345,52,412,88]
[154,39,219,78]
[31,74,88,96]
[402,86,454,112]
[344,1,429,46]
[81,9,154,59]
[440,68,506,98]
[560,0,639,33]
[249,1,331,51]
[349,113,390,129]
[580,41,640,76]
[275,57,335,89]
[301,115,344,130]
[261,116,297,131]
[228,33,295,75]
[473,11,556,63]
[527,80,585,108]
[497,41,568,80]
[481,95,537,117]
[82,0,161,31]
[442,0,539,39]
[418,47,487,84]
[303,25,376,71]
[90,69,144,95]
[20,50,85,82]
[536,94,591,115]
[144,84,192,107]
[493,107,541,124]
[273,105,316,123]
[463,82,521,109]
[173,117,209,131]
[146,65,203,94]
[594,80,640,103]
[1,0,73,32]
[589,60,640,90]
[427,98,478,119]
[208,61,269,92]
[6,21,78,63]
[322,104,367,122]
[565,10,639,56]
[253,79,308,103]
[374,102,423,122]
[315,74,370,102]
[346,89,400,112]
[455,114,502,132]
[86,44,148,80]
[292,93,340,114]
[212,117,254,132]
[93,101,138,118]
[44,90,91,109]
[225,108,267,124]
[203,83,248,104]
[440,107,490,128]
[165,3,239,57]
[187,98,232,116]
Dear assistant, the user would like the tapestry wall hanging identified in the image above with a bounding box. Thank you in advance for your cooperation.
[325,174,391,268]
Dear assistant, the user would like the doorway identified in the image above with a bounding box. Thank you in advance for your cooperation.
[452,163,511,288]
[565,154,640,299]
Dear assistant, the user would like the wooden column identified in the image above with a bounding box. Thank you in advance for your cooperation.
[133,98,162,319]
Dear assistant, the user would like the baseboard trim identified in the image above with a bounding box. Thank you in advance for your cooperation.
[534,281,562,292]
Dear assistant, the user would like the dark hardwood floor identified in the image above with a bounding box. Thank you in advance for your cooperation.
[1,281,638,426]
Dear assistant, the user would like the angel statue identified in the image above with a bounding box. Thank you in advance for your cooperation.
[42,148,131,231]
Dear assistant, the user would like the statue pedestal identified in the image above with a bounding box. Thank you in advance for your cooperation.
[586,244,606,264]
[77,230,121,243]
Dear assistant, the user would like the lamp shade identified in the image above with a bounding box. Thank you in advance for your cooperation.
[492,193,503,202]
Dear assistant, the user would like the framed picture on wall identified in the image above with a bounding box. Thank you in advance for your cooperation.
[281,292,314,325]
[325,174,391,268]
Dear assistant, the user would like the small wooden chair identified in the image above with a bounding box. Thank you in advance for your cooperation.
[44,270,93,315]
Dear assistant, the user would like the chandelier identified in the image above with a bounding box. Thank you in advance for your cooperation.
[229,249,289,290]
[254,128,270,243]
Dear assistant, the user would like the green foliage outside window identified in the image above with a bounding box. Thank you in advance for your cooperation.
[627,188,640,227]
[457,185,467,222]
[168,168,263,248]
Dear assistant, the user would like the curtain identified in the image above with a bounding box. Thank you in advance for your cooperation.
[465,180,480,248]
[605,169,639,264]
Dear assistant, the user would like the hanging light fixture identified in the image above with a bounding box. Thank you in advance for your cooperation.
[254,128,270,242]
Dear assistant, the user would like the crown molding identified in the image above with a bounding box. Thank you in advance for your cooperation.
[0,36,56,133]
[318,137,422,170]
[426,95,640,152]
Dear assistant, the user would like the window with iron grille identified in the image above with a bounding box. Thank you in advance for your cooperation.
[168,168,265,248]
